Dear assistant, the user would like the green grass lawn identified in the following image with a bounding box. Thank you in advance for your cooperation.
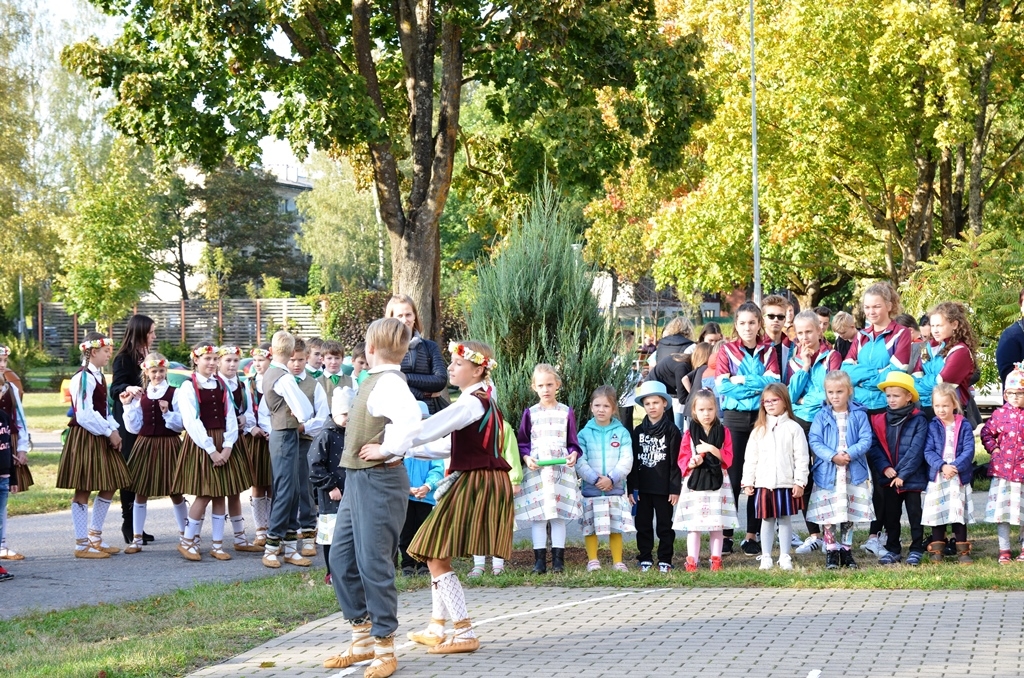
[23,391,70,433]
[5,452,83,516]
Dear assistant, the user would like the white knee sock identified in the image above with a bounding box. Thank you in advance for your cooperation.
[999,523,1012,551]
[90,496,112,533]
[72,501,89,542]
[172,500,189,533]
[473,555,486,568]
[211,514,226,543]
[687,531,702,559]
[256,496,271,529]
[493,557,505,569]
[531,522,548,549]
[230,515,245,536]
[549,519,567,548]
[435,572,475,638]
[250,496,261,530]
[429,578,448,636]
[760,518,777,557]
[778,516,793,556]
[184,517,203,541]
[132,501,147,538]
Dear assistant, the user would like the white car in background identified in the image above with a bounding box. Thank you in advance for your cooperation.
[975,383,1003,412]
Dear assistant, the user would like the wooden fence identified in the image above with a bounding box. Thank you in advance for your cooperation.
[38,299,322,357]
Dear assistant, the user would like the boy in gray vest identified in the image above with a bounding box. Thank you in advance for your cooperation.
[261,331,316,569]
[323,318,422,678]
[289,337,331,557]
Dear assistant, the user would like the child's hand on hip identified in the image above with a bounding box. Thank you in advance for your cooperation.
[358,443,388,461]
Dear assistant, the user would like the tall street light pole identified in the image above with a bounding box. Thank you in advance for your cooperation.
[749,0,762,306]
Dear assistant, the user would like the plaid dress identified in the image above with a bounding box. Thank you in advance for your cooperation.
[514,403,582,522]
[922,422,975,526]
[806,412,874,525]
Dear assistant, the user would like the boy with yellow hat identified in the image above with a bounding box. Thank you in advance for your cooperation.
[866,371,929,565]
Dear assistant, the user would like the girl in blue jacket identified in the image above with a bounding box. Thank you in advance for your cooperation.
[921,384,975,564]
[399,402,446,576]
[807,371,875,570]
[577,386,634,572]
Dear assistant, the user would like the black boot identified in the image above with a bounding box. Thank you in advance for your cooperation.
[825,551,840,570]
[551,548,565,573]
[532,548,547,574]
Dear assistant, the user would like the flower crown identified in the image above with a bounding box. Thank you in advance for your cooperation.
[449,341,497,370]
[250,348,270,358]
[216,346,242,357]
[0,346,9,357]
[191,345,217,360]
[140,358,168,370]
[79,338,113,352]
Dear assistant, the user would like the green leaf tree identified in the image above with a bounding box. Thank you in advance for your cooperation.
[62,1,710,338]
[468,181,626,425]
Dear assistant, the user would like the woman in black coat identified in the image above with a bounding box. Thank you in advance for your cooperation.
[385,294,449,414]
[649,315,695,429]
[110,314,156,543]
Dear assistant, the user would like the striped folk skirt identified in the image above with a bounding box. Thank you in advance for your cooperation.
[407,469,514,561]
[172,429,252,497]
[753,487,805,520]
[245,434,273,488]
[56,426,133,492]
[10,432,32,491]
[127,434,183,498]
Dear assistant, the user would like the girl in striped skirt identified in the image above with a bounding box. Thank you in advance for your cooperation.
[393,341,512,656]
[0,368,29,561]
[217,346,261,553]
[56,332,133,559]
[121,352,186,554]
[172,342,250,562]
[740,383,810,571]
[247,344,273,547]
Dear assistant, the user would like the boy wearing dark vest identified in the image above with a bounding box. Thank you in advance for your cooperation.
[261,331,316,569]
[319,340,353,416]
[323,318,421,678]
[306,337,325,379]
[289,337,331,558]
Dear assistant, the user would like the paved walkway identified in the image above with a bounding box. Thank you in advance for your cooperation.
[186,585,1024,678]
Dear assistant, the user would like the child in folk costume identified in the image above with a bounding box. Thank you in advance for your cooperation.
[172,342,251,562]
[319,340,352,405]
[807,371,874,570]
[401,341,514,655]
[217,345,261,554]
[55,332,133,559]
[675,389,738,572]
[260,332,319,569]
[321,319,422,677]
[982,364,1024,564]
[922,383,976,564]
[516,363,583,575]
[0,369,29,561]
[306,337,325,379]
[577,385,634,572]
[629,381,682,572]
[286,337,331,558]
[120,353,186,554]
[470,418,522,576]
[0,406,14,580]
[247,344,273,547]
[741,383,810,571]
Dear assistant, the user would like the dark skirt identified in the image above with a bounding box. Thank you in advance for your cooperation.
[245,434,273,487]
[56,426,133,492]
[127,434,183,497]
[172,429,252,497]
[407,469,514,561]
[754,487,805,519]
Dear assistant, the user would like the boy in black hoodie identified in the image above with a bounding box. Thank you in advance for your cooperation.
[0,408,14,581]
[628,381,682,572]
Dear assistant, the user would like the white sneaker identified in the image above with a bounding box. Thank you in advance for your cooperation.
[758,555,773,570]
[778,553,793,570]
[861,535,882,555]
[790,533,804,548]
[795,536,824,554]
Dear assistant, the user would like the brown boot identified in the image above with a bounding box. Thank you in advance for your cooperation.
[956,541,974,564]
[926,540,946,563]
[323,622,374,668]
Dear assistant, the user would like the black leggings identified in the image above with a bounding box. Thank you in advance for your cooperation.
[723,409,760,538]
[931,524,968,543]
[793,417,820,536]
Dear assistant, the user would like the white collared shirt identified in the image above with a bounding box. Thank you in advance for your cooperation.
[123,381,184,434]
[69,364,118,437]
[173,373,239,454]
[267,362,314,424]
[408,382,488,459]
[365,364,422,457]
[219,372,257,433]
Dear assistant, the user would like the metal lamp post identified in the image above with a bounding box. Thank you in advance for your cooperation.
[749,0,762,306]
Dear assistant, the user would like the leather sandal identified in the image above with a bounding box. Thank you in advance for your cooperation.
[407,618,447,646]
[178,537,202,562]
[427,619,480,654]
[74,538,110,559]
[124,535,144,554]
[210,541,232,561]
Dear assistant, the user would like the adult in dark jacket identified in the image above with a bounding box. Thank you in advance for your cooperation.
[866,373,929,565]
[385,294,449,414]
[996,288,1024,384]
[650,316,695,428]
[309,424,346,585]
[109,314,156,544]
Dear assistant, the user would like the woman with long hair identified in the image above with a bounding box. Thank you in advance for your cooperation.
[385,294,450,414]
[110,314,157,544]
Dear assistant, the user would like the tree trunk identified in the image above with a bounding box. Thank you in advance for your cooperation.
[968,54,993,235]
[938,146,956,246]
[176,233,189,300]
[954,143,966,234]
[899,150,936,280]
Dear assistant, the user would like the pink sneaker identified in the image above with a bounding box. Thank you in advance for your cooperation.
[612,562,628,572]
[586,559,601,572]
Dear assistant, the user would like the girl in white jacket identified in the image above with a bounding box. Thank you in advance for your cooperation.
[741,383,810,570]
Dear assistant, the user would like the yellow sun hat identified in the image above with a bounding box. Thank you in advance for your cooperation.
[877,371,919,402]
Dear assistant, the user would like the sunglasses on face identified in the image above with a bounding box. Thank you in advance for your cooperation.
[764,313,786,321]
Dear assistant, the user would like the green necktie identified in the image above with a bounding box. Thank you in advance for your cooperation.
[329,374,340,385]
[309,368,323,378]
[294,376,302,384]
